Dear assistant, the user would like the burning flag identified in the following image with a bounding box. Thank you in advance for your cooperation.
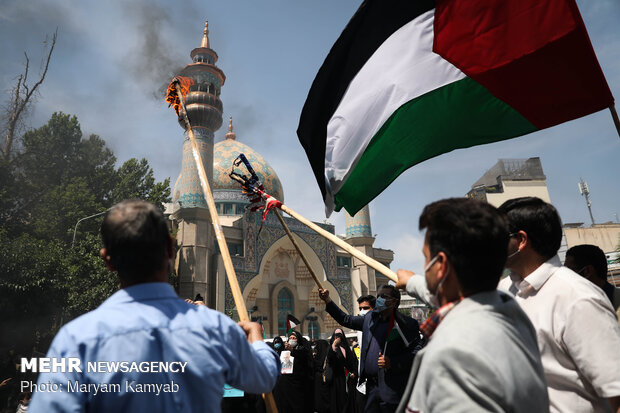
[297,0,614,216]
[166,76,195,115]
[229,154,282,238]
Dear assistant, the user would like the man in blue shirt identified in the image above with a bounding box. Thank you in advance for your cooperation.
[29,200,280,412]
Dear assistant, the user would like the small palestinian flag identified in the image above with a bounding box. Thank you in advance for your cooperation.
[286,314,301,335]
[383,313,409,355]
[297,0,613,216]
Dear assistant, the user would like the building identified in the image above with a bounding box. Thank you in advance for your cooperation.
[563,222,620,282]
[167,22,394,339]
[466,157,551,207]
[468,158,619,284]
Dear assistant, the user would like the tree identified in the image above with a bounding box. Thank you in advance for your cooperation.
[0,111,172,363]
[111,158,171,207]
[1,112,171,242]
[2,30,57,159]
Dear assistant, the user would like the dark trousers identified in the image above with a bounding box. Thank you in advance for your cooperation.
[365,380,398,413]
[355,389,368,413]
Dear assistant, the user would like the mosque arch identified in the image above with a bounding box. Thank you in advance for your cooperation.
[242,233,345,337]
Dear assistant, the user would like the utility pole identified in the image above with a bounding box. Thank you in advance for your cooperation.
[578,178,595,226]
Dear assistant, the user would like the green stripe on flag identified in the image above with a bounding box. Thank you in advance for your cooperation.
[386,327,400,343]
[334,78,538,214]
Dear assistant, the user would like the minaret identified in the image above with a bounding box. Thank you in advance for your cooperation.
[345,205,378,301]
[172,21,226,304]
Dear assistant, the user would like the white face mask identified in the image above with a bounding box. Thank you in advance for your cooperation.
[425,255,447,308]
[358,309,369,316]
[288,339,298,348]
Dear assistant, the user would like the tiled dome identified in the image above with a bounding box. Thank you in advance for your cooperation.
[212,117,284,206]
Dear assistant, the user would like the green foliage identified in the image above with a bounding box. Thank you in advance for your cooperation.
[0,230,67,351]
[63,233,119,319]
[0,112,172,357]
[111,158,171,207]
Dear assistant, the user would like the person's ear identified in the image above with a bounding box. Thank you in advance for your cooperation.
[436,251,450,279]
[515,230,528,251]
[100,248,116,272]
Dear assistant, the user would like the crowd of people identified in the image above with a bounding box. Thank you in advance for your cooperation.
[9,197,619,412]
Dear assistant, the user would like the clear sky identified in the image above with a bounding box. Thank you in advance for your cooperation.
[1,0,619,274]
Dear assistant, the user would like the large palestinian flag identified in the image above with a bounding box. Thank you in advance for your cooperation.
[297,0,614,216]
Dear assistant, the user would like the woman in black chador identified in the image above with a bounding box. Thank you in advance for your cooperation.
[326,328,358,413]
[312,339,331,413]
[273,331,313,413]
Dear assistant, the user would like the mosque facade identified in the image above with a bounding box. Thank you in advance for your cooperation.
[167,22,394,339]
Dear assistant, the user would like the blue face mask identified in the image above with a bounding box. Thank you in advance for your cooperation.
[375,296,387,311]
[274,343,282,349]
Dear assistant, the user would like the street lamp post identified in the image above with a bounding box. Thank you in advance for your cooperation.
[71,208,112,248]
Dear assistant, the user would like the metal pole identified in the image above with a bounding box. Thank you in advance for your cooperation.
[72,208,112,248]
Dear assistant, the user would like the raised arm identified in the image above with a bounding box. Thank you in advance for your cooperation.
[318,288,365,331]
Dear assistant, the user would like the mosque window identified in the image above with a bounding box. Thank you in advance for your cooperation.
[337,256,351,268]
[277,288,294,336]
[223,203,233,215]
[227,242,243,256]
[233,203,244,214]
[308,320,320,340]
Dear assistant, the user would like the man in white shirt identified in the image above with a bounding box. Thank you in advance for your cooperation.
[395,198,548,413]
[498,197,620,413]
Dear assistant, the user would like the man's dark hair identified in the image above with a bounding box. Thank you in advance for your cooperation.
[101,200,170,282]
[498,197,562,259]
[357,295,376,308]
[566,244,608,281]
[378,284,400,308]
[419,198,509,294]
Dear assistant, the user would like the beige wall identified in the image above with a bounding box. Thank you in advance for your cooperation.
[237,233,346,338]
[485,180,551,208]
[564,224,620,253]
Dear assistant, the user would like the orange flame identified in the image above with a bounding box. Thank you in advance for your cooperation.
[165,76,195,115]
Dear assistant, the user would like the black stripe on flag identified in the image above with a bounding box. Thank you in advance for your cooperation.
[297,0,435,201]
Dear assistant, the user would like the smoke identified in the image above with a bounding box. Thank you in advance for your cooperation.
[225,103,259,137]
[120,0,187,100]
[225,102,276,147]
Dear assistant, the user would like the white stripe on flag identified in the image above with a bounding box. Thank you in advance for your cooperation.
[395,322,409,347]
[324,9,465,206]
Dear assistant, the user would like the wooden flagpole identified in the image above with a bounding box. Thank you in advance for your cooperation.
[273,209,323,289]
[278,204,398,283]
[174,83,278,413]
[610,105,620,138]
